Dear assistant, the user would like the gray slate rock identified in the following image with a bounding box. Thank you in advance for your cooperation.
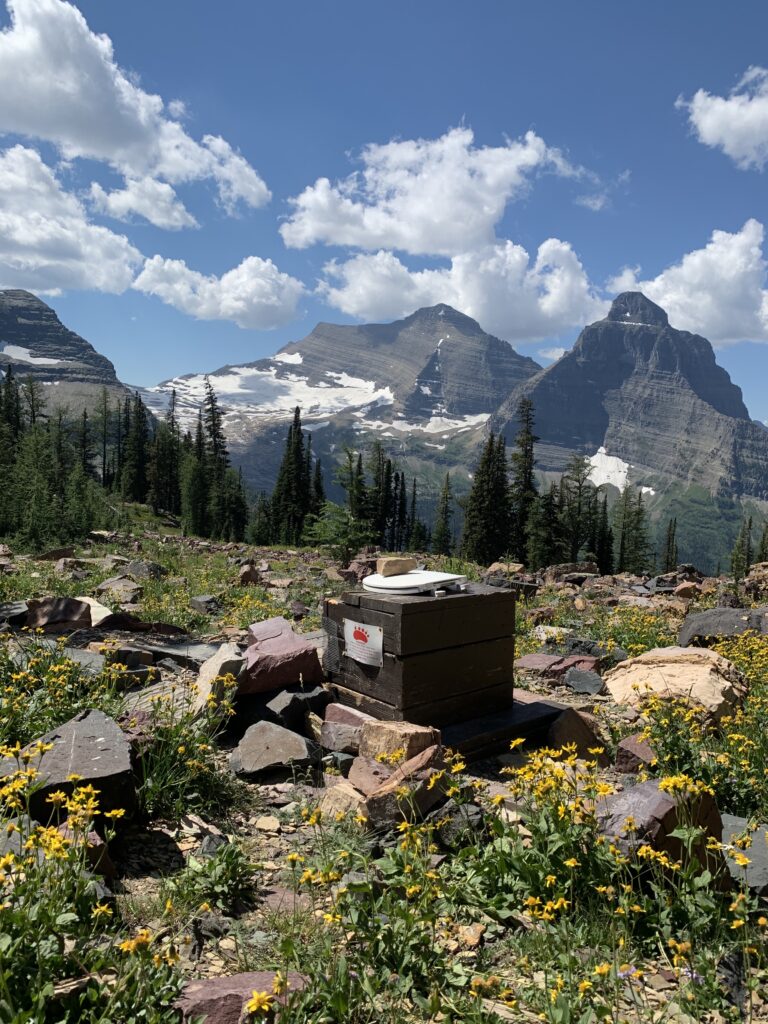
[190,594,221,616]
[229,721,320,779]
[0,709,137,821]
[319,720,361,754]
[721,814,768,895]
[125,559,168,580]
[563,667,606,695]
[0,601,27,626]
[266,684,331,731]
[679,607,768,647]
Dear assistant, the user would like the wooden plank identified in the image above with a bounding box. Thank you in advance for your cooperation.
[329,636,516,708]
[442,699,565,760]
[328,679,515,727]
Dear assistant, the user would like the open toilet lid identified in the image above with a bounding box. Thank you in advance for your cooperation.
[362,569,467,594]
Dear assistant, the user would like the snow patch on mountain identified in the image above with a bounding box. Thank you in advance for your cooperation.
[274,351,303,364]
[1,344,63,366]
[588,447,630,490]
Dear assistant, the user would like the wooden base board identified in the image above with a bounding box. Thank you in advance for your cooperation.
[329,679,515,727]
[442,698,565,760]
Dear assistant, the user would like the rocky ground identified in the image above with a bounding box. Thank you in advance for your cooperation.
[4,539,768,1021]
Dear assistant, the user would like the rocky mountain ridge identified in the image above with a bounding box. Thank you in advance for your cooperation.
[0,289,131,411]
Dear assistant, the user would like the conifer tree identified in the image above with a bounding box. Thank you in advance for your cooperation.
[121,393,150,502]
[526,483,567,569]
[461,433,511,565]
[432,473,453,556]
[509,398,538,560]
[270,407,311,544]
[731,516,753,582]
[613,486,651,573]
[560,455,594,561]
[758,521,768,563]
[663,517,678,572]
[595,494,614,575]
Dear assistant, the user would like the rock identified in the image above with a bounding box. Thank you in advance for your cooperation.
[319,779,368,820]
[347,756,393,796]
[324,704,376,728]
[319,721,361,754]
[241,616,323,694]
[289,600,310,621]
[543,562,599,584]
[674,582,701,599]
[563,667,606,695]
[604,646,746,723]
[514,652,599,679]
[190,594,221,616]
[745,563,768,601]
[125,559,167,579]
[265,685,331,732]
[56,823,115,878]
[596,779,722,866]
[427,798,485,848]
[457,923,485,949]
[37,546,76,561]
[339,557,377,584]
[376,556,418,577]
[564,636,629,665]
[0,544,11,557]
[0,601,27,626]
[615,733,656,774]
[75,597,114,627]
[0,710,136,822]
[721,814,768,895]
[229,722,320,779]
[25,596,92,631]
[525,606,555,625]
[253,815,281,832]
[366,744,446,825]
[239,563,261,586]
[486,561,524,575]
[358,720,440,762]
[546,708,610,766]
[95,575,143,604]
[194,643,245,714]
[679,606,768,647]
[176,971,305,1023]
[533,624,572,644]
[266,577,293,590]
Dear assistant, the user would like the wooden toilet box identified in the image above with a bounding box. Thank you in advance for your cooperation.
[323,583,515,726]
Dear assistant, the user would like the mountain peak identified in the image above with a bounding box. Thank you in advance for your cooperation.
[409,303,480,328]
[606,292,669,327]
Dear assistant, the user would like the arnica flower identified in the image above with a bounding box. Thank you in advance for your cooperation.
[245,990,273,1015]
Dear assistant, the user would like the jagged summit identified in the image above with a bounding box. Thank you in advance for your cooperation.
[605,291,669,327]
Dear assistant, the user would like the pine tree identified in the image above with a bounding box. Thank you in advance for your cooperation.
[270,407,311,544]
[526,484,567,569]
[731,516,754,582]
[560,455,594,561]
[21,377,44,427]
[180,412,208,536]
[121,393,150,502]
[432,473,453,555]
[249,492,272,544]
[595,494,614,575]
[461,433,511,565]
[508,398,538,560]
[613,486,651,573]
[311,458,325,517]
[758,521,768,563]
[663,517,678,572]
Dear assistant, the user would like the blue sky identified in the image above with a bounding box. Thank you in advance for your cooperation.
[2,0,768,417]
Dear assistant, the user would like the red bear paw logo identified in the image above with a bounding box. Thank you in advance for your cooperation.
[352,626,369,644]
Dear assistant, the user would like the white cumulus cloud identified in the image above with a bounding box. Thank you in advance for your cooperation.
[607,219,768,343]
[538,346,566,361]
[0,0,270,222]
[320,239,607,341]
[90,178,198,230]
[0,144,141,293]
[282,127,585,257]
[680,66,768,170]
[133,254,305,329]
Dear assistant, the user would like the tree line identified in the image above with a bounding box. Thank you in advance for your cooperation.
[0,367,249,549]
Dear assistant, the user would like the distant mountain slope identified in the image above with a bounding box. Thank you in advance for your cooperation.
[494,292,768,499]
[143,304,541,492]
[0,290,131,411]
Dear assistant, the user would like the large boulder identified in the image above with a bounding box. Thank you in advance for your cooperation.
[365,744,446,825]
[177,971,305,1024]
[604,646,746,723]
[597,779,722,865]
[25,597,92,631]
[229,721,320,779]
[0,709,137,822]
[240,616,323,694]
[678,607,768,647]
[265,685,332,731]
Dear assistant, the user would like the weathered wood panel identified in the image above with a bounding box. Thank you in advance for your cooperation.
[330,679,515,727]
[329,636,515,708]
[326,584,515,657]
